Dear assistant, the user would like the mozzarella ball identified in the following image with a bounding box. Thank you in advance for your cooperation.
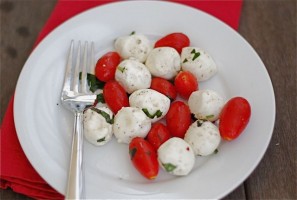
[115,34,152,62]
[184,120,221,156]
[158,137,195,176]
[181,47,217,81]
[115,59,151,94]
[145,47,181,80]
[188,89,224,121]
[129,89,170,122]
[113,107,151,144]
[83,107,113,146]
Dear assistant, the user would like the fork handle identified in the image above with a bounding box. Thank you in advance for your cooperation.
[66,112,84,200]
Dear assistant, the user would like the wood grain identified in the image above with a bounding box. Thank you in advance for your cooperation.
[1,0,296,199]
[0,0,57,122]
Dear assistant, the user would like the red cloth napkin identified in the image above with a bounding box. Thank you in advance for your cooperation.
[0,0,242,199]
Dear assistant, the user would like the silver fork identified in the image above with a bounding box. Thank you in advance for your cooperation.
[61,41,97,199]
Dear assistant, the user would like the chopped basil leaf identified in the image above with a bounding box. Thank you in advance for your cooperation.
[162,163,177,172]
[190,49,200,61]
[97,137,105,143]
[183,58,188,63]
[142,108,162,119]
[96,93,105,104]
[214,149,219,154]
[206,114,214,119]
[79,72,105,92]
[118,66,126,73]
[155,110,162,118]
[129,148,137,160]
[197,120,204,127]
[87,74,105,92]
[130,31,136,35]
[192,52,200,61]
[90,107,114,124]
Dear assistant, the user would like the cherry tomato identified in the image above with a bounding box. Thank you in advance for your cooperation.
[95,52,121,82]
[219,97,251,140]
[154,33,190,54]
[174,71,198,99]
[103,80,129,114]
[166,101,191,138]
[150,77,177,101]
[129,137,159,180]
[146,123,171,151]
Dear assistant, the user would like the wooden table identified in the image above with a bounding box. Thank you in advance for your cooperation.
[1,0,296,199]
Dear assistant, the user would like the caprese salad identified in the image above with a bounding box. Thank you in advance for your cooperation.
[82,32,251,179]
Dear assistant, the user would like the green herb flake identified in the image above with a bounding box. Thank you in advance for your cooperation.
[162,163,177,172]
[190,49,200,61]
[183,58,188,63]
[79,72,105,92]
[205,114,214,119]
[130,31,136,35]
[129,148,137,160]
[192,52,201,61]
[155,110,162,118]
[118,66,126,73]
[97,137,106,143]
[96,93,105,104]
[214,149,219,154]
[91,107,114,124]
[142,108,163,119]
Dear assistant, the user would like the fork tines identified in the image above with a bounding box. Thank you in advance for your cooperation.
[63,40,95,96]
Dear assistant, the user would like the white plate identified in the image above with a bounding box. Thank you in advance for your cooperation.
[14,1,275,199]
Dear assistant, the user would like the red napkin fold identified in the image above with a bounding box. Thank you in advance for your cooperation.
[0,0,242,199]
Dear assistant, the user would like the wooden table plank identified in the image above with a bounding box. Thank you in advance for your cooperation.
[238,0,297,199]
[0,0,57,122]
